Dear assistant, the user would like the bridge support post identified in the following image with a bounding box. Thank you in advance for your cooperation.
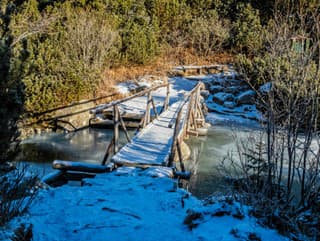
[114,105,120,153]
[164,84,170,112]
[144,92,152,127]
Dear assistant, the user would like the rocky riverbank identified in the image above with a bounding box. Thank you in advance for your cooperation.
[188,66,267,127]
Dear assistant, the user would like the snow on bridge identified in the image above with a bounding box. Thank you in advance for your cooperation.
[108,77,207,168]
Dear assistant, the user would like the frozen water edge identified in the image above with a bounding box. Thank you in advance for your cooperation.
[2,167,287,241]
[2,73,285,240]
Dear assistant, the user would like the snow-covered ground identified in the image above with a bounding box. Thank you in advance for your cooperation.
[188,68,264,127]
[2,167,287,241]
[1,69,287,240]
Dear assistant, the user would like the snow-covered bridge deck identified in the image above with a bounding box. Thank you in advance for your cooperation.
[110,77,205,168]
[50,77,205,175]
[111,100,187,167]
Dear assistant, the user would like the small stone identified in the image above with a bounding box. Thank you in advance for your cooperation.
[232,207,245,220]
[211,210,231,217]
[183,210,203,230]
[209,85,224,94]
[212,92,235,105]
[248,232,261,241]
[224,86,240,95]
[200,90,210,99]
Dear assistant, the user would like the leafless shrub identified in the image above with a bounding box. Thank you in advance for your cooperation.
[227,4,320,239]
[11,223,33,241]
[0,165,38,226]
[187,11,229,56]
[63,10,119,72]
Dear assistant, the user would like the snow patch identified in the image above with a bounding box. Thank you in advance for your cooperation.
[259,82,272,93]
[4,169,287,241]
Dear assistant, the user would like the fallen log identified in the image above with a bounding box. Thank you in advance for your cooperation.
[41,170,65,185]
[174,171,191,180]
[53,160,112,173]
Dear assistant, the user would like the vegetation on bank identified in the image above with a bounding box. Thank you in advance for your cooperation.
[1,0,320,239]
[231,2,320,239]
[0,0,277,161]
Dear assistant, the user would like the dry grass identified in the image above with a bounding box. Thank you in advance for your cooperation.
[97,48,234,96]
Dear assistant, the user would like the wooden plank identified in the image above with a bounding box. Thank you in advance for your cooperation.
[173,65,223,71]
[187,130,199,137]
[112,101,183,167]
[164,84,170,111]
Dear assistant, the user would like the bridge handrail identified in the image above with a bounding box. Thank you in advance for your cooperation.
[30,93,117,117]
[100,83,170,165]
[168,82,205,167]
[91,83,169,115]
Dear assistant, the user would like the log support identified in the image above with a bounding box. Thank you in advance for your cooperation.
[113,105,120,153]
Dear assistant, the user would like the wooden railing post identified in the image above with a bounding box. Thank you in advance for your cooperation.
[186,93,195,134]
[114,104,120,153]
[176,139,186,172]
[151,97,159,119]
[101,138,114,165]
[168,99,185,167]
[144,91,152,127]
[116,105,131,143]
[164,83,170,112]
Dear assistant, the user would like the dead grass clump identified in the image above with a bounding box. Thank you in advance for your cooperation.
[97,48,234,96]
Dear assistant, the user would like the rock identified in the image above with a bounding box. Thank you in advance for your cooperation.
[210,77,224,86]
[200,90,210,99]
[236,90,256,105]
[223,101,236,109]
[224,86,240,95]
[183,210,203,230]
[196,127,208,136]
[209,85,224,94]
[248,232,261,241]
[212,92,235,105]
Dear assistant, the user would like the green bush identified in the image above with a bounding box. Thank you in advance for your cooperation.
[231,3,263,55]
[8,1,119,113]
[146,0,191,45]
[187,10,229,56]
[120,16,159,64]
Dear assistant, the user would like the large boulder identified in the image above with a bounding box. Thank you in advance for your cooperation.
[223,101,237,109]
[236,90,256,105]
[212,92,235,105]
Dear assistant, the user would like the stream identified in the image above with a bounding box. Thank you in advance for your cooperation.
[16,124,258,199]
[16,69,264,199]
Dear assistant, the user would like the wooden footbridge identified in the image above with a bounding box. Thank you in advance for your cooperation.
[41,75,209,185]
